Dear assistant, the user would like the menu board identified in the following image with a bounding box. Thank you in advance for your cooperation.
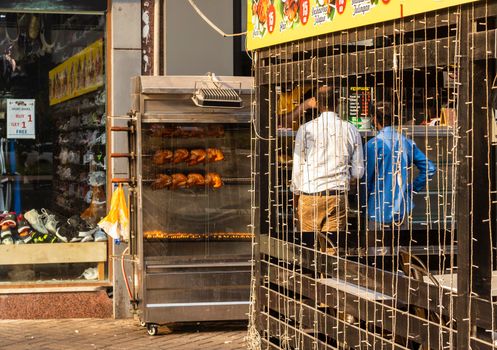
[348,86,372,130]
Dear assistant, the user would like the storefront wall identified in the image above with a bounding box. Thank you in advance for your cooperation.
[0,1,114,318]
[250,1,497,349]
[109,0,141,320]
[110,0,245,319]
[0,0,146,320]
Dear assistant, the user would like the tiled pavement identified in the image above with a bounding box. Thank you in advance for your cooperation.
[0,319,248,350]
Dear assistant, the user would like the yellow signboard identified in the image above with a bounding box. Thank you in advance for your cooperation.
[49,39,104,106]
[247,0,478,50]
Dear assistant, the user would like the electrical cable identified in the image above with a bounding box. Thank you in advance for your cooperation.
[187,0,247,38]
[121,246,133,301]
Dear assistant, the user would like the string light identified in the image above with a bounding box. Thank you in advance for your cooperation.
[247,1,497,348]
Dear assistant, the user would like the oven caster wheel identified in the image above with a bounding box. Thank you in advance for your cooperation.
[147,323,159,336]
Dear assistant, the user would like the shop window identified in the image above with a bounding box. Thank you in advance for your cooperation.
[0,13,107,284]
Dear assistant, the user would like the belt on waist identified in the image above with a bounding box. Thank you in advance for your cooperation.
[301,190,345,196]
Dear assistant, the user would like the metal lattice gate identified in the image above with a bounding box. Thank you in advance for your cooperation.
[249,1,497,349]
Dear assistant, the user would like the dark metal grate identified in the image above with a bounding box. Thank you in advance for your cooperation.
[192,87,243,108]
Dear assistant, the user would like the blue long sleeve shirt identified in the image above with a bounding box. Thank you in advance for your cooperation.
[365,127,436,224]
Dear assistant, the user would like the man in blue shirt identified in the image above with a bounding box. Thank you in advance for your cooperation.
[365,102,436,226]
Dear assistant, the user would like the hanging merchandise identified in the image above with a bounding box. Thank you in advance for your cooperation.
[9,140,20,213]
[98,184,129,242]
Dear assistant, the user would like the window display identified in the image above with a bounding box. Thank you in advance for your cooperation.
[0,13,107,284]
[143,123,251,240]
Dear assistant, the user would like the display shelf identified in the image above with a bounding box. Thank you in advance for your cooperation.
[52,102,105,117]
[52,17,104,65]
[144,231,253,241]
[54,27,104,58]
[58,125,105,133]
[0,175,52,182]
[276,126,454,137]
[0,242,107,280]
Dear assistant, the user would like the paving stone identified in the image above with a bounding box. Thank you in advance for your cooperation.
[0,319,247,350]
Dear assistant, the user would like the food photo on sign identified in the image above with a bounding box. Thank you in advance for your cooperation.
[279,0,299,31]
[251,0,272,37]
[312,0,336,25]
[246,0,478,50]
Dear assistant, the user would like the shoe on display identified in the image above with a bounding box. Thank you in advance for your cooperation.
[77,220,98,238]
[96,91,106,105]
[94,228,107,242]
[18,229,34,244]
[66,215,98,239]
[80,113,88,127]
[67,215,92,241]
[40,208,62,237]
[81,234,94,242]
[90,112,100,126]
[87,130,100,146]
[31,231,57,244]
[88,171,106,187]
[56,166,71,179]
[54,223,69,243]
[24,209,49,234]
[0,212,17,228]
[17,216,30,231]
[59,148,69,164]
[80,267,98,280]
[90,159,105,170]
[1,227,13,245]
[68,151,80,164]
[69,115,80,129]
[56,221,80,243]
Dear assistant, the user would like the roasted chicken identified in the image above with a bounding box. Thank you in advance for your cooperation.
[151,174,173,190]
[205,172,223,189]
[173,149,190,164]
[207,148,225,162]
[152,149,173,165]
[186,173,206,187]
[188,149,207,166]
[324,0,335,14]
[255,0,269,24]
[182,127,205,137]
[150,125,176,137]
[284,0,299,22]
[150,125,223,138]
[206,125,225,137]
[171,173,188,189]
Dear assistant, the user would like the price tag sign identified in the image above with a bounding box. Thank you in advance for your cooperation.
[7,99,35,139]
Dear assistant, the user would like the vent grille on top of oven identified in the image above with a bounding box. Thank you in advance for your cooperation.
[192,77,243,108]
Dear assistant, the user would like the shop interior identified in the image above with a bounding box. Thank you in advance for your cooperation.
[272,67,456,248]
[254,3,497,349]
[0,13,107,284]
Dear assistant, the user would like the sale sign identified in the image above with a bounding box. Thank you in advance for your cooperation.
[7,99,35,139]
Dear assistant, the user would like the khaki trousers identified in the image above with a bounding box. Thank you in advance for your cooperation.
[297,194,347,253]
